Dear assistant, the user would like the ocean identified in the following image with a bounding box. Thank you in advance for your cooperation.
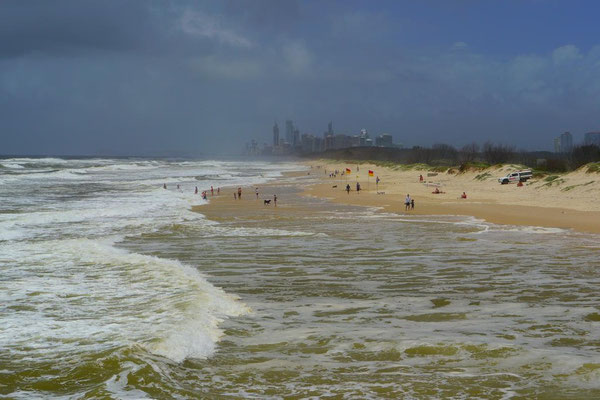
[1,157,599,399]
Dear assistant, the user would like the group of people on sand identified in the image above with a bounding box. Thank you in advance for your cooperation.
[404,194,415,211]
[419,174,467,199]
[163,183,280,206]
[233,186,278,206]
[345,182,362,193]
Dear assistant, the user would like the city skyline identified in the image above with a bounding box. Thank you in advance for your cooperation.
[2,1,600,156]
[257,118,597,156]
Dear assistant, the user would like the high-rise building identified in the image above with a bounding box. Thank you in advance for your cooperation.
[560,131,573,152]
[375,134,393,147]
[584,131,600,146]
[553,131,573,153]
[273,122,280,147]
[285,120,294,144]
[553,137,561,153]
[293,128,300,147]
[328,121,333,136]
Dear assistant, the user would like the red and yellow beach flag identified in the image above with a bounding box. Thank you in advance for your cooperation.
[368,170,374,177]
[346,168,351,174]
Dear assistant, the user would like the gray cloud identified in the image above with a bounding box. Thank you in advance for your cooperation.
[1,1,599,156]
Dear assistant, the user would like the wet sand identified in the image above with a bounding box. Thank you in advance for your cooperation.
[196,165,600,234]
[304,181,600,233]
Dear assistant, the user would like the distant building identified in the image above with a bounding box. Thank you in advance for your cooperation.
[333,134,352,149]
[285,120,294,145]
[553,137,561,153]
[273,122,280,147]
[325,134,335,150]
[560,131,573,152]
[553,131,573,153]
[244,139,259,155]
[584,131,600,146]
[375,134,393,147]
[300,133,324,153]
[293,128,300,147]
[349,128,370,147]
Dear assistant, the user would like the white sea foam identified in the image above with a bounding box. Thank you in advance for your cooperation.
[1,158,301,366]
[1,237,249,362]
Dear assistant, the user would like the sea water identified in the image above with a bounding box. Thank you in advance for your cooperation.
[1,158,599,399]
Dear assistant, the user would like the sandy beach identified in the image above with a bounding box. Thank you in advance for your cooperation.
[196,161,600,234]
[301,160,600,234]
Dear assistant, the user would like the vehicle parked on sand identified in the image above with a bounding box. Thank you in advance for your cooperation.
[498,170,532,184]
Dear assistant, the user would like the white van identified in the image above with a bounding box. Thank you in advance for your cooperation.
[498,170,532,184]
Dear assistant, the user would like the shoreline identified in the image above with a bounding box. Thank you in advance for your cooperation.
[301,161,600,234]
[194,161,599,234]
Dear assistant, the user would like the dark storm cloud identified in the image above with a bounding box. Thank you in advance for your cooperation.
[0,0,156,58]
[1,0,600,156]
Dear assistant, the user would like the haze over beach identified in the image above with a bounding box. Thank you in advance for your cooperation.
[1,1,600,399]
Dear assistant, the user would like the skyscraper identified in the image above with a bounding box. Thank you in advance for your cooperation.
[554,131,573,153]
[293,128,300,147]
[560,131,573,153]
[553,137,561,153]
[273,122,279,147]
[285,120,294,145]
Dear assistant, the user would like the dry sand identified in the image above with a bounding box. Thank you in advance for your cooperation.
[303,161,600,234]
[193,162,600,234]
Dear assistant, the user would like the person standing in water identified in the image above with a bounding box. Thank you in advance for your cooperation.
[194,186,198,194]
[211,186,214,196]
[237,187,242,199]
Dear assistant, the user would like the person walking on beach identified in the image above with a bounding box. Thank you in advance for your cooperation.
[217,187,220,195]
[274,194,277,206]
[211,186,214,196]
[356,182,361,193]
[237,187,242,199]
[346,184,351,194]
[255,187,259,200]
[405,194,411,211]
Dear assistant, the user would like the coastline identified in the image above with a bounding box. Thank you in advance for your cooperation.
[301,160,600,234]
[194,161,600,234]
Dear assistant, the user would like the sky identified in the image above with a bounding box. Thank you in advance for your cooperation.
[2,0,600,156]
